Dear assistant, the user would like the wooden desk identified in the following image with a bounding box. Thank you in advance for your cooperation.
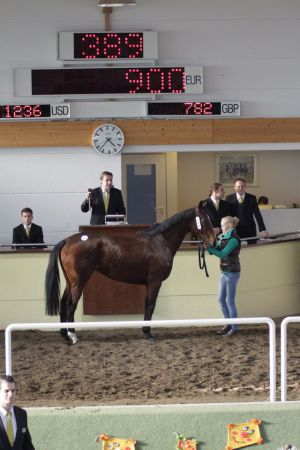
[79,225,148,315]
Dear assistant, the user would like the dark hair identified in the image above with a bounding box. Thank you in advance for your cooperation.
[0,375,15,384]
[100,171,113,180]
[233,177,247,186]
[21,207,33,215]
[209,182,223,195]
[258,196,269,205]
[233,177,246,185]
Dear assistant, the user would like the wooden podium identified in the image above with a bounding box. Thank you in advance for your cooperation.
[79,225,148,315]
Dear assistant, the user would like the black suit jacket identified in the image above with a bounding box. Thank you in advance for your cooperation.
[0,406,35,450]
[81,186,126,225]
[226,192,266,239]
[205,198,230,228]
[12,223,46,249]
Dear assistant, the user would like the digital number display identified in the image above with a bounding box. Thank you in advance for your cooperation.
[31,67,197,95]
[58,31,158,61]
[148,101,241,116]
[74,32,143,59]
[0,104,70,120]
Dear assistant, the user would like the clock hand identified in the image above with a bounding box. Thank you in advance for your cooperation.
[106,137,117,149]
[106,137,118,149]
[98,138,110,150]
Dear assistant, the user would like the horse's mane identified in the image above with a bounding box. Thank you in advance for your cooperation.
[140,208,194,237]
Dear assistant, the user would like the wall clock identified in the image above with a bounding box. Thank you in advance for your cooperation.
[92,123,124,155]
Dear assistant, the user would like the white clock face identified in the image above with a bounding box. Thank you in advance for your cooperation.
[92,124,124,155]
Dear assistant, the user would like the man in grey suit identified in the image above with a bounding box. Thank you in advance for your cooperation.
[0,375,35,450]
[81,171,126,225]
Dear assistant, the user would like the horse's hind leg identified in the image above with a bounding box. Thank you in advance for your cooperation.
[142,281,162,341]
[59,286,79,345]
[66,295,79,344]
[64,284,84,344]
[59,287,71,342]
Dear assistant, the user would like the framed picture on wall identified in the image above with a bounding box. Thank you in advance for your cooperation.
[215,153,257,186]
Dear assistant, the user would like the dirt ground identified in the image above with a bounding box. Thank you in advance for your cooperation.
[0,324,299,407]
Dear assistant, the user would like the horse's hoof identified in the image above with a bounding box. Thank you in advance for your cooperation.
[143,331,155,341]
[60,329,68,339]
[142,327,155,341]
[67,331,79,344]
[60,329,73,344]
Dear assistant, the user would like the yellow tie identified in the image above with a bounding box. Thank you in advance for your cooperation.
[6,410,14,447]
[215,200,219,210]
[26,227,30,237]
[104,191,109,213]
[239,197,244,204]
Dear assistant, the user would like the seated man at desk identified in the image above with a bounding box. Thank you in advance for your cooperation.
[81,171,126,225]
[258,195,272,209]
[12,207,46,249]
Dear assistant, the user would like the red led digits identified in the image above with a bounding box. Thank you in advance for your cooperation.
[125,69,143,93]
[1,104,47,119]
[202,102,213,115]
[75,32,144,59]
[194,102,213,115]
[5,105,11,118]
[169,68,185,93]
[184,102,213,115]
[184,102,193,114]
[13,105,42,118]
[146,68,165,94]
[13,105,23,118]
[148,102,222,116]
[125,67,185,94]
[80,34,100,59]
[32,67,187,95]
[125,33,143,58]
[103,34,121,59]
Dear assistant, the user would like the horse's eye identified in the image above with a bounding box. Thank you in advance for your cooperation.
[242,426,248,431]
[113,444,120,447]
[248,429,254,434]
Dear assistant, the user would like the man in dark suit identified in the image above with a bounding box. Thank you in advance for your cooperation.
[12,208,46,249]
[226,177,269,244]
[0,375,35,450]
[81,171,126,225]
[205,182,230,235]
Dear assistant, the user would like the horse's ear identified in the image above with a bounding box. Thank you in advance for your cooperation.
[198,200,207,209]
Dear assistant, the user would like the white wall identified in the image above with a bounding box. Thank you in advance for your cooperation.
[1,0,300,115]
[1,0,300,244]
[0,147,122,245]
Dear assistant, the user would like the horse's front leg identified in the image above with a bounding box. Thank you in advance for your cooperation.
[143,281,162,341]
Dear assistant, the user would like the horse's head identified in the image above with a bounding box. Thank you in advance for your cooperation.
[193,200,216,246]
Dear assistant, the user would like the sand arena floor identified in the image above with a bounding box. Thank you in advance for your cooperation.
[1,323,300,406]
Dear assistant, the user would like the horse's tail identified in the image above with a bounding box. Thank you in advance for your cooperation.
[45,239,67,316]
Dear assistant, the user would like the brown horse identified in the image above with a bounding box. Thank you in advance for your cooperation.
[45,201,215,343]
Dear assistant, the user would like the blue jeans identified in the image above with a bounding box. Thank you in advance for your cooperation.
[218,272,240,331]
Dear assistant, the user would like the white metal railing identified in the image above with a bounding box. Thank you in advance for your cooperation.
[280,316,300,402]
[5,317,276,402]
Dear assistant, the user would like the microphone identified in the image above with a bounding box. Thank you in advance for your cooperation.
[88,188,92,210]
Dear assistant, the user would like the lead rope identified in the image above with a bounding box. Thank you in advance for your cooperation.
[198,243,209,277]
